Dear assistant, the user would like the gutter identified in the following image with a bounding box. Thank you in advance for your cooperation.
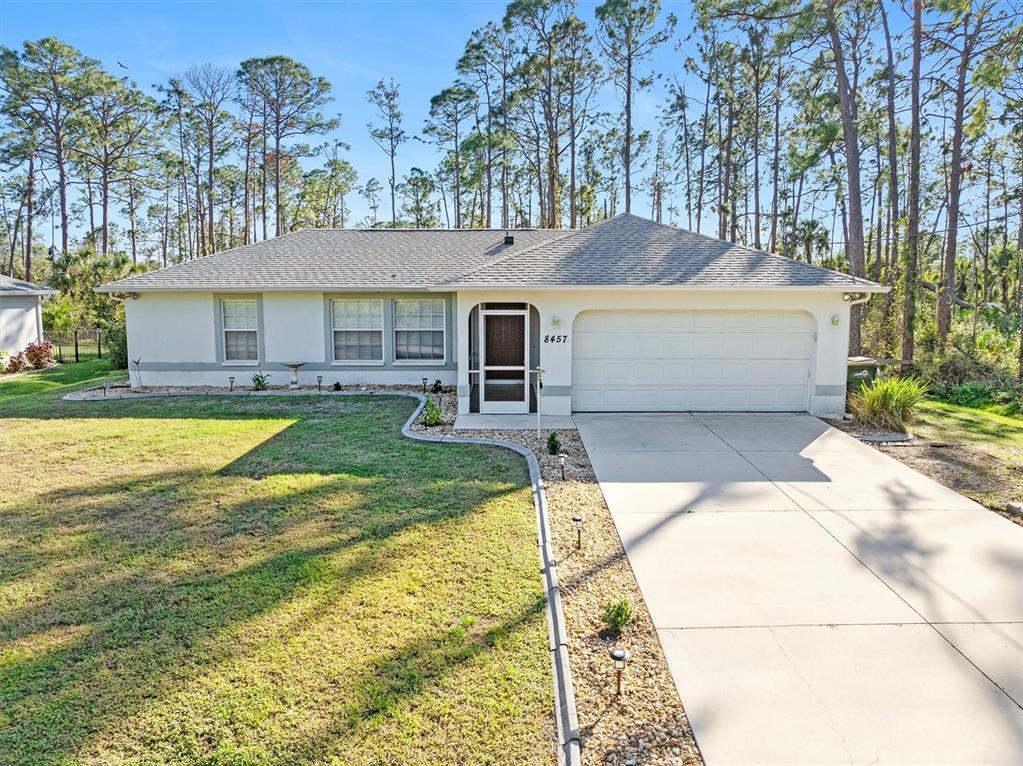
[96,283,890,295]
[62,387,581,766]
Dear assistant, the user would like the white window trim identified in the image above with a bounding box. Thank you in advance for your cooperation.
[393,299,447,365]
[221,299,259,364]
[331,298,385,365]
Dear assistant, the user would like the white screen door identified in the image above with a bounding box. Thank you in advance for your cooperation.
[480,310,529,414]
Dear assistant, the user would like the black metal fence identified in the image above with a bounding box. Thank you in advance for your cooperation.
[51,329,104,364]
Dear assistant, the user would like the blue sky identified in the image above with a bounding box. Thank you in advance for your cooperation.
[1,0,690,231]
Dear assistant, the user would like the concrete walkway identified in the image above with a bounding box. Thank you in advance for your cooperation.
[575,413,1023,765]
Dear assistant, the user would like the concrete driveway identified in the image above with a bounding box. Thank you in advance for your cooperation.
[574,413,1023,765]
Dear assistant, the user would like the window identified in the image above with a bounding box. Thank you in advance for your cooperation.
[332,299,384,362]
[222,299,258,362]
[394,299,445,362]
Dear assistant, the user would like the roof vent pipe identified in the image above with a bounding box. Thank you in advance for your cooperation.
[504,232,514,246]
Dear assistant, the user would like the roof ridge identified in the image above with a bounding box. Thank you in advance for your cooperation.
[436,227,583,285]
[306,226,565,233]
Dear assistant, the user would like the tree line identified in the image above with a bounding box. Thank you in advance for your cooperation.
[1,0,1021,379]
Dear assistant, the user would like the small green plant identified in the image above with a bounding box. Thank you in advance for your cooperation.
[432,379,444,394]
[332,381,342,391]
[601,599,633,634]
[850,376,929,432]
[546,431,561,455]
[251,371,270,390]
[423,399,442,427]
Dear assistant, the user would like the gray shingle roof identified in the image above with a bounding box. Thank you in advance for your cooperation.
[0,275,55,296]
[98,215,883,293]
[443,214,881,289]
[97,228,573,292]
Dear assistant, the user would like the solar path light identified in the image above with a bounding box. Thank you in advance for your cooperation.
[610,647,630,697]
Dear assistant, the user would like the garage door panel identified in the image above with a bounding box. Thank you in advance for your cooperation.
[572,310,813,412]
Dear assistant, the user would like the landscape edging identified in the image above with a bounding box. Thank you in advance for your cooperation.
[62,385,582,766]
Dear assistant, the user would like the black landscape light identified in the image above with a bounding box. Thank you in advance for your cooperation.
[317,375,323,391]
[228,376,235,392]
[610,647,630,697]
[572,514,583,549]
[558,453,567,480]
[422,377,428,393]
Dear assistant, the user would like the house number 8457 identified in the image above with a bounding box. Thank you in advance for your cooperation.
[543,334,568,343]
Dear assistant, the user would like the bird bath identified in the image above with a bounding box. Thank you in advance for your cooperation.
[284,362,306,389]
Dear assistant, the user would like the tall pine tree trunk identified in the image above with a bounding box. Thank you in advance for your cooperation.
[769,59,782,252]
[824,0,867,355]
[624,54,633,214]
[25,154,34,282]
[938,13,974,345]
[902,0,922,368]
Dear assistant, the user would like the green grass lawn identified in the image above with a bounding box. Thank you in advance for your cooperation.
[878,399,1023,519]
[915,399,1023,462]
[0,363,554,765]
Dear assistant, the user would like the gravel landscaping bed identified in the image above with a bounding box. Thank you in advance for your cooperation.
[412,394,702,766]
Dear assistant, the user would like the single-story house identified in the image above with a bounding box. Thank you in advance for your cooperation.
[1,275,54,357]
[97,214,886,418]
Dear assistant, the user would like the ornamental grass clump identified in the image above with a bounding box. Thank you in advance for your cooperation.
[850,376,928,433]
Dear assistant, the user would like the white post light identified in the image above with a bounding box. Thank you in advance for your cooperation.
[534,367,544,437]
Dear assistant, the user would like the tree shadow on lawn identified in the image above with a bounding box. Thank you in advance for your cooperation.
[0,395,544,765]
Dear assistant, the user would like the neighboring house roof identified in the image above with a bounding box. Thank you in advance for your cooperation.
[97,214,885,294]
[0,275,55,297]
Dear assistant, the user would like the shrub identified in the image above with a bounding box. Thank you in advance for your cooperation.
[106,323,129,369]
[251,371,270,390]
[423,399,442,427]
[850,376,929,432]
[24,341,53,369]
[332,381,342,391]
[546,431,561,455]
[432,379,444,394]
[933,381,998,409]
[5,352,28,374]
[600,599,633,634]
[930,380,1022,416]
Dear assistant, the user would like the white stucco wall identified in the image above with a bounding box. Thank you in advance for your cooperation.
[263,292,325,364]
[125,290,458,388]
[123,287,858,411]
[127,292,217,365]
[0,295,44,355]
[454,289,857,418]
